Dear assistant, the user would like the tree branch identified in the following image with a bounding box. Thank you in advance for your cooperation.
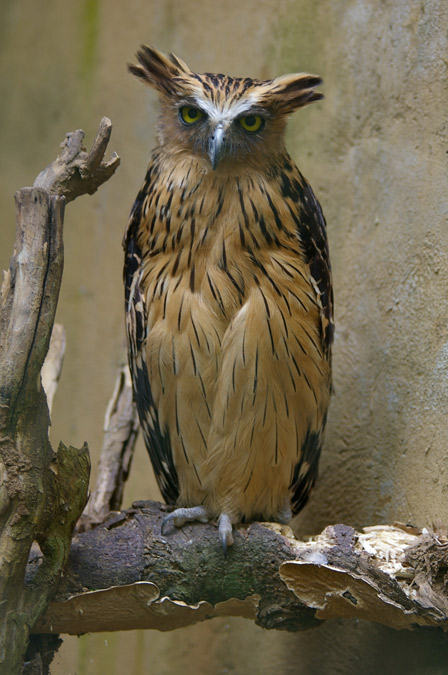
[31,504,448,635]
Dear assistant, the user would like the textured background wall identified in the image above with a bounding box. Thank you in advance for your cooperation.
[1,1,448,673]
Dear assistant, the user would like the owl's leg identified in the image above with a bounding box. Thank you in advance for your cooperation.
[276,501,292,525]
[161,506,209,534]
[218,513,234,553]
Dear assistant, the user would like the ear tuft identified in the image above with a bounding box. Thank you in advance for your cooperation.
[168,52,191,74]
[267,72,324,114]
[128,45,191,95]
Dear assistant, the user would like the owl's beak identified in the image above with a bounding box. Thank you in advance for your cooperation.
[208,123,226,170]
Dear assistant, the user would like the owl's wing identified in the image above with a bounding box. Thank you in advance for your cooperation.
[290,428,323,514]
[293,173,334,356]
[124,206,180,505]
[287,172,334,514]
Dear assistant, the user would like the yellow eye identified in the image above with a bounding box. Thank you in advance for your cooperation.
[239,115,264,133]
[179,106,205,125]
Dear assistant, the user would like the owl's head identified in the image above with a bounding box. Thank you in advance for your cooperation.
[129,46,323,170]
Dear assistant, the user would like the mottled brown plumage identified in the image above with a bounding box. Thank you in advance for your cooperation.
[124,46,333,549]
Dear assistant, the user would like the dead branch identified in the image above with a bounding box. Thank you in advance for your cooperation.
[0,119,120,675]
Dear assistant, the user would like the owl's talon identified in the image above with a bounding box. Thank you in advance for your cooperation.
[218,514,234,555]
[161,505,209,534]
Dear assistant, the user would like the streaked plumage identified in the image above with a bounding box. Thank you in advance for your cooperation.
[124,46,333,549]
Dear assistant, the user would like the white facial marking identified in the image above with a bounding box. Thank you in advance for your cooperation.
[194,94,258,125]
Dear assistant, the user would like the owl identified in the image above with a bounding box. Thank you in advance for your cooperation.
[124,46,333,551]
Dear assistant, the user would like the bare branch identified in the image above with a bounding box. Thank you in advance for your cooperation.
[0,188,64,422]
[0,187,87,675]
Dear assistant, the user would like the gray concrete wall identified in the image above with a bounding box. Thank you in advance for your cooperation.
[1,1,447,672]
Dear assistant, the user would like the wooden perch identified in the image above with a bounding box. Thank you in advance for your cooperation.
[51,284,448,638]
[31,503,448,635]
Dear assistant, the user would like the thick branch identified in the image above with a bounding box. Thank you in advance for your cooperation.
[0,189,64,423]
[0,188,88,675]
[32,504,448,635]
[0,118,119,674]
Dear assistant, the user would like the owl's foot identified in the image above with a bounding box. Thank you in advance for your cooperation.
[161,507,235,554]
[161,505,209,534]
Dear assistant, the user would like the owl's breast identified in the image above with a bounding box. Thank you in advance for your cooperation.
[132,163,331,514]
